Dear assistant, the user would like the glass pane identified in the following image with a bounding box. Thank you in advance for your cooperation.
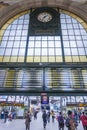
[42,41,47,47]
[22,30,28,36]
[12,49,18,56]
[70,41,76,47]
[77,41,83,47]
[48,41,54,47]
[55,48,62,55]
[10,30,16,36]
[61,24,67,29]
[21,36,27,40]
[63,41,70,47]
[62,36,69,40]
[20,41,26,47]
[19,49,25,56]
[7,41,14,47]
[68,30,74,35]
[62,30,68,35]
[14,36,20,41]
[64,48,71,55]
[55,41,61,47]
[55,36,61,40]
[29,36,35,40]
[13,41,20,47]
[28,49,34,55]
[0,48,5,55]
[35,49,40,55]
[42,36,47,40]
[67,24,73,29]
[9,37,15,40]
[74,30,80,35]
[78,48,85,55]
[0,41,7,47]
[49,48,54,55]
[42,48,47,55]
[17,25,23,30]
[5,49,12,56]
[71,48,78,55]
[61,19,66,23]
[35,41,41,47]
[2,37,8,41]
[35,36,42,40]
[83,41,87,47]
[28,41,34,47]
[18,19,24,24]
[48,36,54,40]
[76,36,82,40]
[69,36,75,40]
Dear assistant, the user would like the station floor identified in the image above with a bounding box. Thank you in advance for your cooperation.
[0,111,84,130]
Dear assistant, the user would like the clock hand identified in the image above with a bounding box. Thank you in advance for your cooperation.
[42,15,48,21]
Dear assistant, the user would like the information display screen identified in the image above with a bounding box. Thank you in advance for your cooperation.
[41,94,49,104]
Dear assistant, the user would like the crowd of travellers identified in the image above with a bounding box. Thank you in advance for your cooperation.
[1,109,87,130]
[25,109,87,130]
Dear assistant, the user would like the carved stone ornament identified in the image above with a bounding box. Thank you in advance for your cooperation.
[0,1,9,9]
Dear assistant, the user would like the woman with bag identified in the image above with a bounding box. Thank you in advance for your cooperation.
[80,112,87,130]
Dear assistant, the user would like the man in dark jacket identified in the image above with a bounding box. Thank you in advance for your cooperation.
[42,110,47,128]
[4,110,8,123]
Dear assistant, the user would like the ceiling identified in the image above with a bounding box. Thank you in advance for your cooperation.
[0,0,87,5]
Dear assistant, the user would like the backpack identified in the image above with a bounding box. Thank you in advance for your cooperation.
[66,117,76,130]
[58,116,64,126]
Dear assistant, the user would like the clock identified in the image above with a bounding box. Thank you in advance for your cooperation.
[37,12,52,23]
[29,7,61,36]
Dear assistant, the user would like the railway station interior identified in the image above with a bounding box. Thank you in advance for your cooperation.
[0,0,87,129]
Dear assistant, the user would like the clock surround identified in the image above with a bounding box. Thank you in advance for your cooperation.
[29,7,61,36]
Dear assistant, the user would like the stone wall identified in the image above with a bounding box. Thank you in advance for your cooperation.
[0,0,87,28]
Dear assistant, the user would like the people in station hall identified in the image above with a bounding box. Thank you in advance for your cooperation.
[80,112,87,130]
[51,110,55,123]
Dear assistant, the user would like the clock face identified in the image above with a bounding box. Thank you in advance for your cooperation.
[37,12,52,23]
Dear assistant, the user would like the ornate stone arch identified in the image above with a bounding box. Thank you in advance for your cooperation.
[0,0,87,29]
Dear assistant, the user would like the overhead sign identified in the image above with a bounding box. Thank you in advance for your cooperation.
[0,101,24,107]
[79,103,87,107]
[41,93,49,104]
[66,103,78,107]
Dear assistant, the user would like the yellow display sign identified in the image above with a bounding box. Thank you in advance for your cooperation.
[79,103,87,107]
[0,101,24,107]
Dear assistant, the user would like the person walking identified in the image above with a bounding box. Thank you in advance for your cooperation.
[42,110,47,128]
[51,110,55,123]
[25,111,31,130]
[57,112,64,130]
[33,110,38,120]
[4,110,8,123]
[80,112,87,130]
[65,110,78,130]
[1,110,4,121]
[47,110,50,123]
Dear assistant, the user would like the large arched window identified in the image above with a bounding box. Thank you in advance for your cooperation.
[0,9,87,63]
